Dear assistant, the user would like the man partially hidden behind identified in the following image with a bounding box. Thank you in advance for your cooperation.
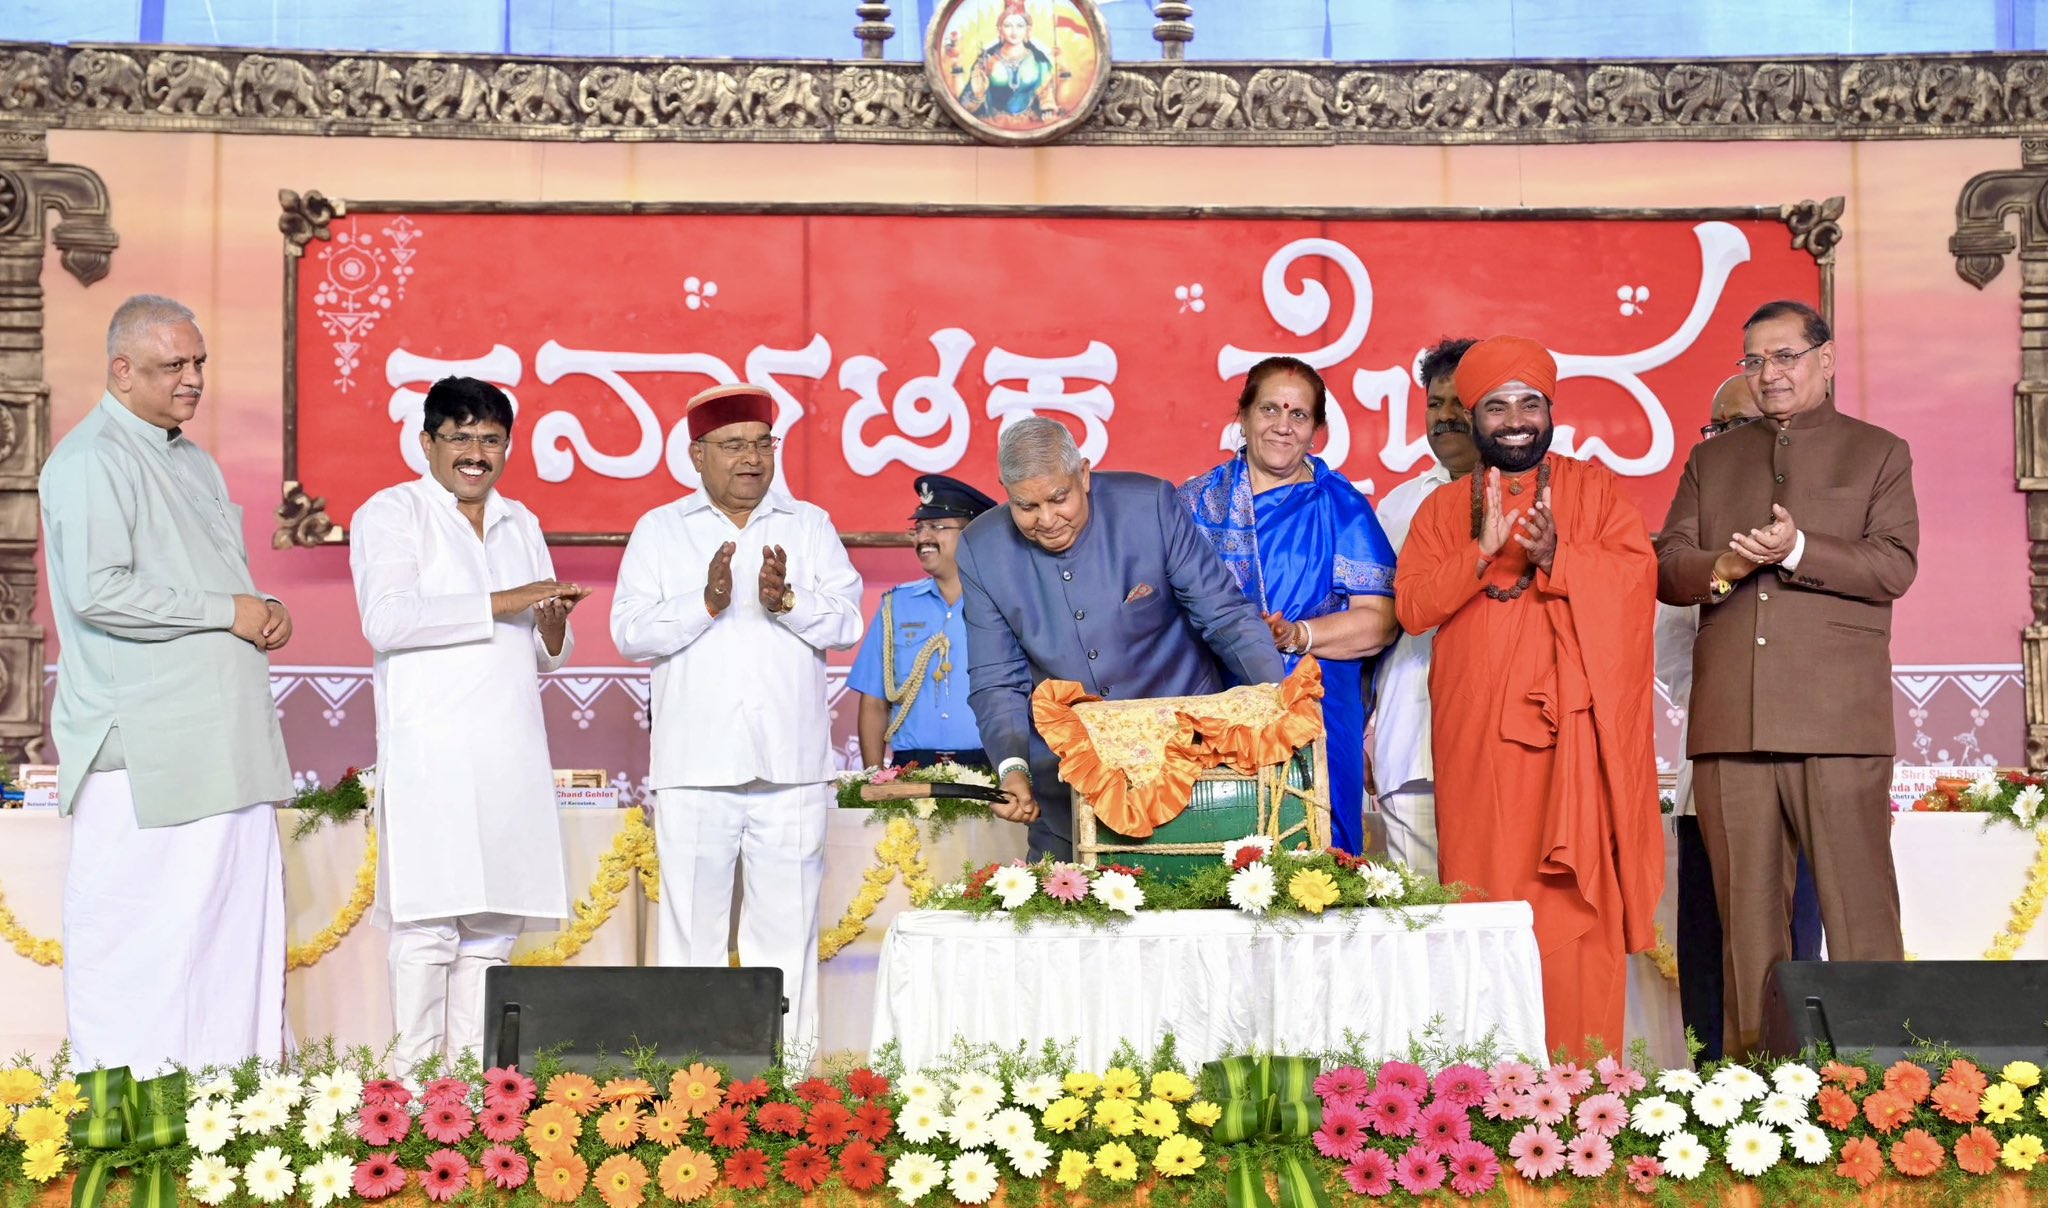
[1656,300,1917,1058]
[611,384,864,1056]
[958,417,1284,861]
[351,376,584,1072]
[43,294,294,1075]
[851,474,1001,770]
[1394,335,1664,1061]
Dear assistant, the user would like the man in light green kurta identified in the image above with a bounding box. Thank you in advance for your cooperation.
[41,294,295,1076]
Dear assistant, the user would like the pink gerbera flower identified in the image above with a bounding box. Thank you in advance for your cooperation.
[1543,1063,1594,1097]
[1625,1155,1663,1193]
[1480,1087,1526,1121]
[353,1155,407,1200]
[1573,1092,1627,1138]
[1313,1103,1367,1160]
[482,1145,529,1191]
[363,1080,412,1110]
[1314,1066,1370,1108]
[1521,1086,1569,1126]
[1341,1148,1394,1197]
[1595,1055,1646,1096]
[1489,1061,1538,1095]
[1431,1064,1492,1109]
[421,1150,469,1204]
[1414,1099,1473,1157]
[1509,1123,1566,1180]
[478,1104,525,1144]
[422,1102,474,1145]
[1565,1132,1613,1179]
[1445,1139,1500,1197]
[1043,867,1089,903]
[484,1066,537,1112]
[422,1078,471,1108]
[1374,1060,1429,1101]
[1393,1148,1445,1195]
[358,1104,411,1147]
[1362,1087,1419,1138]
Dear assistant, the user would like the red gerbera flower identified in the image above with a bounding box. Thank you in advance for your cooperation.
[353,1154,408,1201]
[723,1078,770,1107]
[756,1101,804,1136]
[422,1150,470,1204]
[422,1078,471,1108]
[779,1144,832,1193]
[794,1078,843,1105]
[482,1145,529,1191]
[359,1104,411,1147]
[852,1103,895,1143]
[363,1080,412,1110]
[703,1106,750,1149]
[847,1069,890,1101]
[722,1149,768,1191]
[838,1140,886,1191]
[479,1104,525,1144]
[422,1102,475,1145]
[805,1100,854,1147]
[485,1067,537,1113]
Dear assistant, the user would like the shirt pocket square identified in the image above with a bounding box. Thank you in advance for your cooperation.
[1123,583,1156,604]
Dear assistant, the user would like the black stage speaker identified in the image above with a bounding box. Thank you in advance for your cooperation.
[483,967,785,1078]
[1760,960,2048,1067]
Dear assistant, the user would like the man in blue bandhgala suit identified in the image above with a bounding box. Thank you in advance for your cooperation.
[957,417,1287,860]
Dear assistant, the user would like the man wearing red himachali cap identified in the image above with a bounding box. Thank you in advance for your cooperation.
[1392,336,1664,1062]
[610,383,865,1058]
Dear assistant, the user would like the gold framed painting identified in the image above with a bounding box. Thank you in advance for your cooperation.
[925,0,1112,146]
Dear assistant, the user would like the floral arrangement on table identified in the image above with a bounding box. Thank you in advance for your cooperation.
[6,1039,2048,1207]
[925,834,1462,925]
[834,763,997,830]
[1914,769,2048,830]
[289,767,373,839]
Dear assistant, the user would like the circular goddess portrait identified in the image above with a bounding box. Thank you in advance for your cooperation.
[926,0,1112,145]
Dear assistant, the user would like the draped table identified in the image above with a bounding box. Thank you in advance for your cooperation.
[870,903,1548,1071]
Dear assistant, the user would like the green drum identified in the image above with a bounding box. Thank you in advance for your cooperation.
[1079,749,1318,880]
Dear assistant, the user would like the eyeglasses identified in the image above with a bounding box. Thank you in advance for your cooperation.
[698,436,781,456]
[1736,343,1824,375]
[432,432,507,451]
[909,521,964,537]
[1699,415,1762,440]
[1253,401,1316,428]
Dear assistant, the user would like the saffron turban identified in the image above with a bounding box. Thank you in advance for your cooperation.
[1453,335,1559,407]
[686,383,774,440]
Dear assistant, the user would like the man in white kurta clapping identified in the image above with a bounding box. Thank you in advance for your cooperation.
[611,383,863,1059]
[350,376,585,1073]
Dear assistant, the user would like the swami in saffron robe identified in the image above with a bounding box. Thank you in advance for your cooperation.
[1392,452,1664,1061]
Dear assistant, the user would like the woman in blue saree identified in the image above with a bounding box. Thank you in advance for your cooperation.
[1178,356,1399,855]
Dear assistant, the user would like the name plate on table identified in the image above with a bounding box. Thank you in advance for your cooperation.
[555,787,621,809]
[19,787,58,810]
[1891,765,1986,808]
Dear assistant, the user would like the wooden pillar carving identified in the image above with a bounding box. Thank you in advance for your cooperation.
[0,127,117,764]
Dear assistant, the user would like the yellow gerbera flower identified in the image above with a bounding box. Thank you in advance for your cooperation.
[1093,1098,1138,1137]
[1984,1082,2025,1124]
[1062,1071,1101,1100]
[47,1082,88,1118]
[2003,1133,2044,1172]
[1136,1098,1179,1139]
[1054,1150,1093,1191]
[2002,1061,2042,1091]
[1154,1134,1205,1177]
[1042,1098,1089,1133]
[1287,867,1341,913]
[1149,1071,1197,1103]
[13,1106,66,1146]
[22,1139,66,1183]
[0,1069,44,1107]
[1094,1142,1139,1183]
[1186,1100,1223,1128]
[1100,1068,1142,1100]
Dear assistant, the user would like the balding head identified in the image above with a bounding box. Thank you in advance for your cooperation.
[1712,374,1760,426]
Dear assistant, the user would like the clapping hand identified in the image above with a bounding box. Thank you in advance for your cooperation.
[759,545,790,612]
[703,543,737,616]
[1512,488,1556,572]
[1477,468,1519,559]
[1730,504,1799,566]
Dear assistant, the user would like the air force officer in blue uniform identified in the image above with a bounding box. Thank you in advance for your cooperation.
[958,417,1287,860]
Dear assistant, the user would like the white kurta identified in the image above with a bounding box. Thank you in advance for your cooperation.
[351,477,571,927]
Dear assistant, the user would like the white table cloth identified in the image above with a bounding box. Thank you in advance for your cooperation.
[871,903,1547,1072]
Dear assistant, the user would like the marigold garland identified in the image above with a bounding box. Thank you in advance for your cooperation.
[1985,825,2048,960]
[817,816,935,960]
[286,821,379,970]
[0,879,61,966]
[1647,921,1679,984]
[514,809,658,966]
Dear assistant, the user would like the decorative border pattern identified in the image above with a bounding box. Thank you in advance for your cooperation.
[5,43,2048,145]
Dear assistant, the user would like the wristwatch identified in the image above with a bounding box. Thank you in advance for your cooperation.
[1708,575,1734,602]
[772,586,796,615]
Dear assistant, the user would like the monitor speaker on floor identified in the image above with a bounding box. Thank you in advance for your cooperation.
[483,967,785,1078]
[1759,960,2048,1067]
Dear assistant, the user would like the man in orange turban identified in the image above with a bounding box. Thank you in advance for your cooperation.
[1393,335,1664,1061]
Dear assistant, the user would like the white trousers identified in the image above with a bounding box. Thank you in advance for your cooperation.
[652,782,829,1058]
[1375,783,1440,882]
[388,913,523,1076]
[64,771,286,1077]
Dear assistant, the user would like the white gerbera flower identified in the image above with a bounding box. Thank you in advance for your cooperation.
[187,1156,237,1207]
[2017,784,2045,827]
[1630,1095,1686,1137]
[947,1151,1000,1204]
[193,1076,237,1102]
[1013,1074,1063,1111]
[952,1071,1003,1118]
[899,1104,946,1145]
[243,1147,297,1204]
[954,767,996,789]
[307,1070,364,1116]
[257,1073,305,1108]
[1771,1062,1821,1101]
[987,1107,1036,1151]
[1091,870,1144,916]
[1690,1084,1743,1128]
[185,1102,236,1155]
[1755,1092,1806,1129]
[1227,862,1278,915]
[1788,1123,1833,1165]
[1222,835,1273,866]
[299,1114,336,1150]
[947,1112,994,1149]
[1007,1137,1053,1178]
[1656,1069,1705,1096]
[1359,865,1404,901]
[300,1153,355,1208]
[235,1095,290,1137]
[1712,1065,1769,1103]
[1723,1123,1783,1178]
[900,1074,943,1106]
[1658,1131,1709,1180]
[888,1152,946,1205]
[990,865,1037,910]
[1968,771,2001,802]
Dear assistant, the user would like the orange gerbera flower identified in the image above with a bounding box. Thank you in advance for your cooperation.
[524,1103,584,1154]
[1890,1128,1945,1178]
[658,1147,718,1203]
[601,1078,658,1106]
[1932,1082,1981,1124]
[643,1101,691,1149]
[669,1064,724,1119]
[1943,1060,1990,1097]
[596,1103,644,1148]
[535,1152,588,1204]
[545,1072,604,1117]
[1821,1060,1868,1091]
[1863,1089,1913,1135]
[1955,1126,2001,1175]
[1836,1136,1882,1189]
[1883,1061,1932,1106]
[595,1153,650,1208]
[1816,1086,1858,1129]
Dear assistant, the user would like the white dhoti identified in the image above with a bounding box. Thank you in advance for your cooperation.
[1375,782,1441,882]
[63,770,286,1077]
[652,782,829,1058]
[389,913,523,1074]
